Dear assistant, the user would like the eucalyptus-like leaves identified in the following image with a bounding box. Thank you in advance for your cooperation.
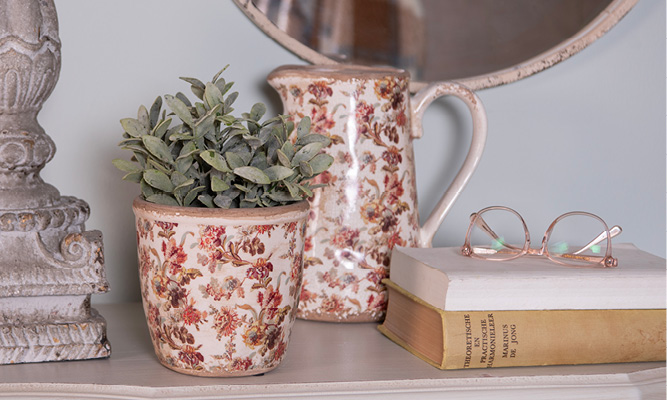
[113,67,333,208]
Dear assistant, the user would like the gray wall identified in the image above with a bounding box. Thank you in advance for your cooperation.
[39,0,665,304]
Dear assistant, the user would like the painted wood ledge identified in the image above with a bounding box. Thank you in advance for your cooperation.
[0,303,664,400]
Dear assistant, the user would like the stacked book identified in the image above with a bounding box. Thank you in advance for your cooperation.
[378,244,666,369]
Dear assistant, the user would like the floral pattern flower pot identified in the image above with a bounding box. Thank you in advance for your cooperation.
[133,197,309,376]
[268,65,487,322]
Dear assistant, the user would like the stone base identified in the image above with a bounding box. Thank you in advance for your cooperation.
[0,307,110,365]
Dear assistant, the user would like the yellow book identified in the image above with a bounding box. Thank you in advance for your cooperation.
[378,279,666,370]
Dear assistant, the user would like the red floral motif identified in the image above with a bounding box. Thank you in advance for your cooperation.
[181,301,206,328]
[214,306,241,338]
[330,227,360,249]
[230,357,253,371]
[178,345,204,367]
[386,229,407,250]
[139,245,152,278]
[383,173,405,205]
[162,238,187,275]
[321,294,346,313]
[309,106,335,135]
[304,236,313,252]
[396,109,407,127]
[246,257,274,280]
[382,146,402,166]
[199,226,225,251]
[299,282,317,304]
[147,303,161,330]
[258,285,283,320]
[308,81,333,105]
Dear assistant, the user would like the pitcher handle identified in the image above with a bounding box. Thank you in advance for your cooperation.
[410,82,487,248]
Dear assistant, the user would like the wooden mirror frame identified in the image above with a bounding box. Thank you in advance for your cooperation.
[233,0,638,92]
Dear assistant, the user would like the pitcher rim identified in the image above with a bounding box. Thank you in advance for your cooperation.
[268,64,410,81]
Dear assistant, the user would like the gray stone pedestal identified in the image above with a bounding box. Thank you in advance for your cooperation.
[0,0,110,364]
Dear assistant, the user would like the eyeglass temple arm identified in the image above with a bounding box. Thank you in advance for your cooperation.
[572,225,622,255]
[472,214,524,251]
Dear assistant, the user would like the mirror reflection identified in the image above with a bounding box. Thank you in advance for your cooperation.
[251,0,612,82]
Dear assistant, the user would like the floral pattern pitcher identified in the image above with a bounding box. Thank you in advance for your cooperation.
[268,65,487,322]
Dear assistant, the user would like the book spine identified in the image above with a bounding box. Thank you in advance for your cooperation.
[441,308,666,369]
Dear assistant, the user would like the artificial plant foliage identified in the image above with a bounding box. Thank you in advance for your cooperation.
[113,67,333,208]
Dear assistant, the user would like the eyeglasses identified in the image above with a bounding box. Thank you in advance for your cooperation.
[461,206,621,268]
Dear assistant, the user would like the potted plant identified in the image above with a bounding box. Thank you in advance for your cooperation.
[113,66,333,377]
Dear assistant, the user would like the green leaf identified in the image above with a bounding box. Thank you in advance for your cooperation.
[281,141,295,159]
[225,151,246,169]
[213,194,233,208]
[174,178,195,192]
[137,106,150,130]
[212,65,229,83]
[276,149,291,167]
[145,194,179,206]
[284,180,300,198]
[165,94,193,127]
[143,169,174,192]
[263,165,295,182]
[299,161,314,177]
[267,190,299,203]
[298,184,314,197]
[309,153,334,175]
[200,150,230,172]
[198,194,215,208]
[140,179,156,198]
[184,186,205,206]
[234,166,271,184]
[249,103,266,122]
[149,96,162,128]
[297,116,311,138]
[180,76,205,90]
[112,158,141,173]
[194,104,222,138]
[291,142,324,166]
[142,136,174,164]
[177,141,198,160]
[170,171,189,187]
[120,118,147,138]
[151,118,172,140]
[297,134,331,147]
[224,92,239,112]
[122,171,143,183]
[211,175,230,192]
[204,83,224,109]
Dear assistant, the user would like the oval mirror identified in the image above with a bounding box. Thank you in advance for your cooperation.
[233,0,637,91]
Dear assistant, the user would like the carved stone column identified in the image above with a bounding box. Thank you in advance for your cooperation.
[0,0,110,363]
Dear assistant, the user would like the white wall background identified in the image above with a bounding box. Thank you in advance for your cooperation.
[38,0,665,304]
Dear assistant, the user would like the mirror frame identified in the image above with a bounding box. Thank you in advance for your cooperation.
[233,0,637,92]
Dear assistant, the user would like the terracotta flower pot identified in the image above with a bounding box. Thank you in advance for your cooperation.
[132,197,309,377]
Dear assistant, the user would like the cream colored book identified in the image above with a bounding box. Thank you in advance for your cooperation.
[378,279,666,370]
[389,244,666,311]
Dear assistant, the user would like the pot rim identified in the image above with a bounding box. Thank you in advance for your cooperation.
[268,64,409,81]
[132,196,309,221]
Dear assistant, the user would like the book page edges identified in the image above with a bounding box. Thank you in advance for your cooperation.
[377,325,446,370]
[382,279,449,369]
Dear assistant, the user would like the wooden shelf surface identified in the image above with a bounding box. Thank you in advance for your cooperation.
[0,303,664,399]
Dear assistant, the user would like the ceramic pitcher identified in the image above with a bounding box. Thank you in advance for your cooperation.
[268,65,487,322]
